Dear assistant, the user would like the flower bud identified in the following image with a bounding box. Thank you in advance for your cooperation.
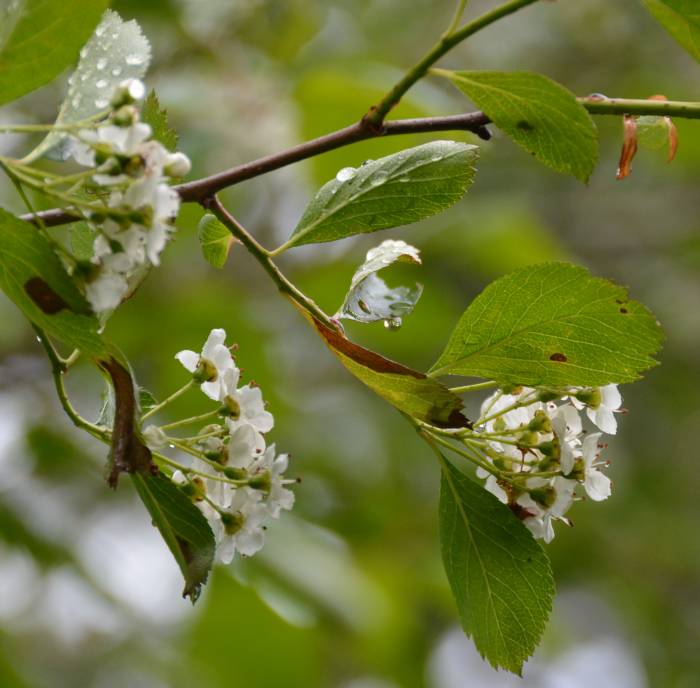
[143,424,167,449]
[537,439,560,459]
[528,409,552,433]
[221,510,244,535]
[219,395,241,420]
[536,389,559,403]
[248,470,271,492]
[500,384,523,395]
[111,105,138,127]
[224,467,247,480]
[575,387,602,408]
[530,486,556,508]
[193,358,218,383]
[165,152,192,178]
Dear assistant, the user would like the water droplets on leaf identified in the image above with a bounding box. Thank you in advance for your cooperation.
[383,317,403,330]
[96,79,108,89]
[96,58,107,70]
[336,167,357,182]
[370,170,389,186]
[95,97,109,109]
[126,53,146,66]
[111,67,122,77]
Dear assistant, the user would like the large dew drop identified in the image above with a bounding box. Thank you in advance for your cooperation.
[383,317,402,331]
[96,58,107,71]
[125,54,145,66]
[336,167,357,182]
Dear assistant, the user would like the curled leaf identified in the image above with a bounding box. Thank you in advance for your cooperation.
[616,115,638,180]
[336,239,423,325]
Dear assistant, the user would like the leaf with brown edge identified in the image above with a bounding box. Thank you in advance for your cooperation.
[98,357,155,487]
[617,115,638,180]
[309,315,470,428]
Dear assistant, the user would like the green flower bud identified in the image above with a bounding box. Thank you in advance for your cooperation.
[248,470,271,492]
[224,467,247,481]
[221,511,244,535]
[193,358,218,383]
[528,409,552,433]
[575,388,601,408]
[536,389,559,402]
[537,439,560,459]
[530,486,556,508]
[220,395,241,420]
[500,384,523,395]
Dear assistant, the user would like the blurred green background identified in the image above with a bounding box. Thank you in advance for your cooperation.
[0,1,699,686]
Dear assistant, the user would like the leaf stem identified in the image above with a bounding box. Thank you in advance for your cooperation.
[159,409,219,431]
[449,380,499,394]
[141,380,195,421]
[32,326,109,442]
[444,0,469,38]
[204,196,340,331]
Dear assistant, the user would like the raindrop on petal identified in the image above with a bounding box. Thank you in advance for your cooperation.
[111,67,122,77]
[96,58,107,70]
[125,54,145,66]
[95,97,110,109]
[96,79,108,89]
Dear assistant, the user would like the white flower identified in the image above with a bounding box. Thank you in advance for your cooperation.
[572,384,622,435]
[227,424,265,468]
[580,433,612,501]
[249,444,295,518]
[175,328,238,401]
[164,151,192,177]
[72,121,153,172]
[225,383,274,434]
[482,474,508,504]
[214,489,269,563]
[517,476,576,543]
[550,403,583,474]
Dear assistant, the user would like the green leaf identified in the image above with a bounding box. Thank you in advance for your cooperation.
[438,70,598,183]
[198,213,234,269]
[285,141,478,248]
[644,0,700,62]
[131,471,216,602]
[307,314,469,428]
[0,209,106,357]
[336,239,423,324]
[70,221,98,261]
[430,263,663,386]
[142,90,178,152]
[438,456,554,674]
[0,0,108,107]
[27,9,151,162]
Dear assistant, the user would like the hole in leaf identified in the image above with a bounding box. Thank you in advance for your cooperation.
[620,307,628,314]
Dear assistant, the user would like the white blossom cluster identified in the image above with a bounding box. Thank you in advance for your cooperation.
[145,329,294,563]
[474,384,623,543]
[69,79,191,314]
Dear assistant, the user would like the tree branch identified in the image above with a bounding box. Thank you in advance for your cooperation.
[18,96,700,230]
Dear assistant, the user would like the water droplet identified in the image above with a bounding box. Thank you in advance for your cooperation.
[398,177,410,183]
[96,79,109,89]
[95,97,109,109]
[95,25,105,37]
[430,153,444,162]
[72,94,82,108]
[126,53,145,66]
[80,72,89,82]
[111,67,122,77]
[370,171,388,186]
[79,47,88,59]
[96,58,107,70]
[384,317,402,331]
[111,32,119,39]
[336,167,356,182]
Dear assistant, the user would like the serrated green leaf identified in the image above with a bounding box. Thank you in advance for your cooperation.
[438,456,554,674]
[438,70,598,183]
[430,263,663,386]
[307,314,469,428]
[285,141,478,248]
[27,9,151,162]
[0,0,108,107]
[138,387,158,415]
[132,471,215,602]
[644,0,700,62]
[198,213,234,269]
[142,90,178,151]
[0,209,106,357]
[337,239,423,324]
